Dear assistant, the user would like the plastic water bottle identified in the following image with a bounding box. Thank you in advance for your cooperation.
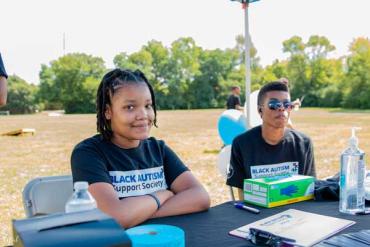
[65,181,97,213]
[339,128,366,214]
[365,171,370,201]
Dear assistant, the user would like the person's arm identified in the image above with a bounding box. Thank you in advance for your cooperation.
[71,142,174,228]
[286,117,294,129]
[235,96,243,111]
[151,171,210,218]
[235,104,243,111]
[292,98,301,111]
[237,188,244,201]
[88,183,174,228]
[0,76,7,106]
[0,53,8,106]
[303,139,316,178]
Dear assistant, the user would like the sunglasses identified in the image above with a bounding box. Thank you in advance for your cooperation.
[265,100,293,111]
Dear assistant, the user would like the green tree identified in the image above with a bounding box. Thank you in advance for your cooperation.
[113,52,138,71]
[163,37,201,109]
[191,48,239,108]
[38,53,106,113]
[234,34,259,69]
[343,37,370,108]
[37,64,63,110]
[3,75,38,114]
[260,59,288,84]
[317,58,345,107]
[114,40,171,109]
[283,36,309,102]
[142,40,171,108]
[283,35,339,106]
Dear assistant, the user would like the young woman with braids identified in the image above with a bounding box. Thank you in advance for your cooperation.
[71,69,210,228]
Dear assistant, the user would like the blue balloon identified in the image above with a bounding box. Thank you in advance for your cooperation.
[218,110,247,145]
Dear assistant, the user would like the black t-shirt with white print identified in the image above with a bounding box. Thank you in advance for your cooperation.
[226,126,316,189]
[71,135,189,199]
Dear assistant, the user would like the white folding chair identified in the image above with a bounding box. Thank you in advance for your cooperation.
[217,145,236,201]
[22,175,73,218]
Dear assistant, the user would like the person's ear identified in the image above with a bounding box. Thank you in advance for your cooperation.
[105,105,112,120]
[258,107,263,116]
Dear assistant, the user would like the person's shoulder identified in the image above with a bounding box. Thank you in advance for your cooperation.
[233,126,261,144]
[286,128,312,144]
[73,134,105,152]
[142,137,166,148]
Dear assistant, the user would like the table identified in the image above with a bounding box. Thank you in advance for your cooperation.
[144,200,370,247]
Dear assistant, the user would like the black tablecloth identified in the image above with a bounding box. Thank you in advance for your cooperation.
[144,200,370,247]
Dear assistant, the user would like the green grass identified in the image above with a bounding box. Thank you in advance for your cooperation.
[0,108,369,245]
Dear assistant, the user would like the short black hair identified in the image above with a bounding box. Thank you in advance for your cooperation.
[257,81,289,106]
[96,68,157,141]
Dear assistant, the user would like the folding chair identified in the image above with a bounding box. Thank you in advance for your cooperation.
[22,175,73,218]
[217,145,236,201]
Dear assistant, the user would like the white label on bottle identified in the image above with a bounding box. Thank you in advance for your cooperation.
[109,166,168,198]
[250,161,299,179]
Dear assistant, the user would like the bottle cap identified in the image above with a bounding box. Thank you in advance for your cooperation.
[74,181,88,190]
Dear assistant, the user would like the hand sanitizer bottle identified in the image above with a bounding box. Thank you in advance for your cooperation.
[339,127,366,214]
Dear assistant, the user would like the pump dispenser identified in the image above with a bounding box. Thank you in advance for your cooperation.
[349,127,359,149]
[339,127,366,214]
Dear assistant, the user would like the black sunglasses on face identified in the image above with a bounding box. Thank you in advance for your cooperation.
[266,100,293,111]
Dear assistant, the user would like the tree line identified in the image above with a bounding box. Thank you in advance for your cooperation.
[2,35,370,114]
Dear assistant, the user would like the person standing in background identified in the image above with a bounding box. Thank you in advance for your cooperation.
[226,86,243,111]
[0,53,8,106]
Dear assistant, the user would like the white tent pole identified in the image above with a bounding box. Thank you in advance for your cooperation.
[244,3,251,129]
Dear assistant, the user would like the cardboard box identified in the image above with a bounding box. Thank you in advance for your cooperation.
[243,175,315,208]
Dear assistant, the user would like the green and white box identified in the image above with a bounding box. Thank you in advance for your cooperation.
[243,175,315,208]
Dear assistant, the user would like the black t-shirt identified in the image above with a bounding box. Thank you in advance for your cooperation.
[71,135,189,198]
[226,126,316,189]
[226,94,241,109]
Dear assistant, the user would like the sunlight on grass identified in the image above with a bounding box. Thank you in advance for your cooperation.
[0,108,370,245]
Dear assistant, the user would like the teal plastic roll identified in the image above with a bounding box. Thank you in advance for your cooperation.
[126,224,185,247]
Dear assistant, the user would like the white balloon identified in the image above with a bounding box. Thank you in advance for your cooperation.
[249,90,262,127]
[217,145,232,178]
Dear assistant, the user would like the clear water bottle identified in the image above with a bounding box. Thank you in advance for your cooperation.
[365,171,370,201]
[65,181,97,213]
[339,128,366,214]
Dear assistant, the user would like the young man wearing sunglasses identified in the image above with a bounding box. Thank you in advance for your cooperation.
[226,81,316,199]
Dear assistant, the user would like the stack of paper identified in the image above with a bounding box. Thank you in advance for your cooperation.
[229,209,355,247]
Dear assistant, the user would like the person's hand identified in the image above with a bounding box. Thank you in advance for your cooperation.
[292,98,301,111]
[279,77,289,85]
[153,189,174,206]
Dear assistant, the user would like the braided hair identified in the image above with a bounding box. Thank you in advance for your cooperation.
[96,68,157,141]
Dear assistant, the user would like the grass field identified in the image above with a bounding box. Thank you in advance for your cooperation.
[1,108,370,245]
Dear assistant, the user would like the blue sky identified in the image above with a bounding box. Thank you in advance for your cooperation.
[1,0,369,84]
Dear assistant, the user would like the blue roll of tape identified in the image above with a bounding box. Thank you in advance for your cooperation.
[126,224,185,247]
